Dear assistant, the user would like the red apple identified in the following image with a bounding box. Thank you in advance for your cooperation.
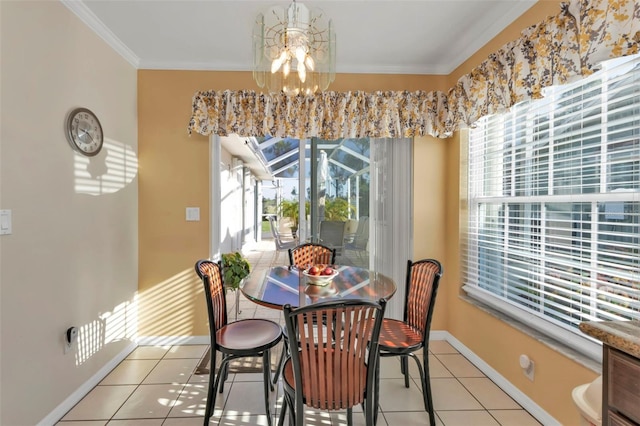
[308,266,320,275]
[322,267,334,276]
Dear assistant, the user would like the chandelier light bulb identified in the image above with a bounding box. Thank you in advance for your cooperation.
[295,46,307,64]
[297,61,306,83]
[283,61,291,78]
[271,50,288,73]
[304,55,315,71]
[271,58,282,74]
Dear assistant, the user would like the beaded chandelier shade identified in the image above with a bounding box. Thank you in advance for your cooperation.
[253,0,336,95]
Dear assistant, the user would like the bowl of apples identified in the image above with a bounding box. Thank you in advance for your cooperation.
[302,264,339,286]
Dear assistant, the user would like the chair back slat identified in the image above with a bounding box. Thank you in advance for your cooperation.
[405,259,443,341]
[195,260,228,335]
[284,299,386,411]
[289,243,336,268]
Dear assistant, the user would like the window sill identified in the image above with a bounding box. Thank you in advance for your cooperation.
[459,293,602,374]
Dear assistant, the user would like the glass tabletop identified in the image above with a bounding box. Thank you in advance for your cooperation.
[241,265,397,309]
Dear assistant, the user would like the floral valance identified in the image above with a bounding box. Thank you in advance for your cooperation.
[188,0,639,140]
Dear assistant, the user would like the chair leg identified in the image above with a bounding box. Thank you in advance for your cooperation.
[277,392,288,426]
[295,393,304,426]
[423,350,436,426]
[266,349,275,391]
[272,338,289,385]
[288,392,296,426]
[203,363,217,424]
[346,407,353,426]
[409,353,434,426]
[401,356,410,388]
[262,351,274,426]
[374,355,381,426]
[209,358,229,424]
[280,390,295,426]
[219,362,230,394]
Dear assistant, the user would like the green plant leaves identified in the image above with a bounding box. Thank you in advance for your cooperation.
[221,252,251,291]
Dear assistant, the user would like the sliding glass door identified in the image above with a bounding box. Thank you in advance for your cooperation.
[254,136,412,319]
[292,138,413,319]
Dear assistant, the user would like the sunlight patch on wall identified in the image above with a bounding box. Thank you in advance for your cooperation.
[74,138,138,195]
[137,269,201,339]
[74,297,138,366]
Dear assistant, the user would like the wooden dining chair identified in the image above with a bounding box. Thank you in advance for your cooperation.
[271,242,337,386]
[195,260,283,426]
[376,259,443,426]
[278,298,387,426]
[288,242,336,268]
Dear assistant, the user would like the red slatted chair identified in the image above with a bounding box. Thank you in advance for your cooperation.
[278,298,387,426]
[288,243,336,269]
[376,259,443,426]
[271,243,338,386]
[195,260,283,426]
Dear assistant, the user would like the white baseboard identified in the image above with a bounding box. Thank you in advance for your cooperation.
[38,341,138,426]
[136,335,210,346]
[432,331,560,426]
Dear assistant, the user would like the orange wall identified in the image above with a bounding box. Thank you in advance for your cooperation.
[138,2,599,423]
[442,3,600,425]
[137,70,443,338]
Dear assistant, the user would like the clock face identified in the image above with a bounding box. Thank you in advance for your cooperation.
[66,108,103,156]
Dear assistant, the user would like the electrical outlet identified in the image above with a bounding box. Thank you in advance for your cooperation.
[186,207,200,221]
[519,354,535,381]
[64,326,78,354]
[524,360,535,381]
[63,332,71,354]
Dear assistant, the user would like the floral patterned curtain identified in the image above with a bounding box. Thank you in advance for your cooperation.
[188,0,639,140]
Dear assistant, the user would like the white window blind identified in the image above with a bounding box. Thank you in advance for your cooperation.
[464,54,640,357]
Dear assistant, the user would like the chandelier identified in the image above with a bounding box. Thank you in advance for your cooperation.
[253,0,336,95]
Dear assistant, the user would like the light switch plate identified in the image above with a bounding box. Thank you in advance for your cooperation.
[0,210,12,235]
[186,207,200,222]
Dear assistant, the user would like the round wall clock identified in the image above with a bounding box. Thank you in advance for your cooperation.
[66,107,104,156]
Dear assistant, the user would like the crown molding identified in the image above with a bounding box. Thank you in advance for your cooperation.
[446,1,536,73]
[61,0,140,68]
[138,60,450,75]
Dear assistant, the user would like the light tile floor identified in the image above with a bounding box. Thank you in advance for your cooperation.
[57,241,541,426]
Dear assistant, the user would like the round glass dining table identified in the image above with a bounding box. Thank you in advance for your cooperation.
[241,265,397,309]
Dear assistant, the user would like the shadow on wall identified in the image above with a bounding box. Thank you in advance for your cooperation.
[137,269,202,342]
[67,270,199,366]
[73,298,137,366]
[74,138,138,196]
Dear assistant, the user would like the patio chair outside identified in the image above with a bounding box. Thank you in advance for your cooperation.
[318,220,346,257]
[344,216,369,261]
[268,215,298,262]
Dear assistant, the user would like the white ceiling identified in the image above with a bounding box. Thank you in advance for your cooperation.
[64,0,536,75]
[62,0,537,180]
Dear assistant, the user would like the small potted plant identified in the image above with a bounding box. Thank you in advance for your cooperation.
[221,251,251,320]
[221,251,251,290]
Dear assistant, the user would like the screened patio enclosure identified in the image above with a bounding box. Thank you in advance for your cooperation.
[253,136,372,266]
[213,134,412,319]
